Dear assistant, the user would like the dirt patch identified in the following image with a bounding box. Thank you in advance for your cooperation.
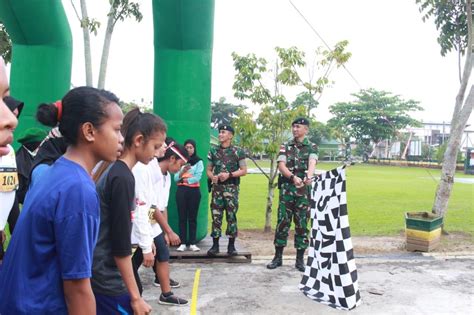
[238,229,474,256]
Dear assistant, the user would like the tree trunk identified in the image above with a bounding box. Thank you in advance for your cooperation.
[433,86,474,217]
[264,158,277,232]
[97,6,115,89]
[432,0,473,218]
[79,0,93,86]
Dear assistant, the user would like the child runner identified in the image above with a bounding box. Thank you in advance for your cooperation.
[92,108,165,314]
[0,58,18,262]
[0,86,124,314]
[151,138,189,304]
[131,138,189,306]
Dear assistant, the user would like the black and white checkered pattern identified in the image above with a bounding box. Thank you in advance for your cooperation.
[299,166,361,310]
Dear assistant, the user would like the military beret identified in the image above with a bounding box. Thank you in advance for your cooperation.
[4,96,24,117]
[218,124,234,134]
[292,117,310,126]
[17,128,47,145]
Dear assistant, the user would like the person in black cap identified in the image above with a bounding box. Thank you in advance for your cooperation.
[206,124,247,256]
[267,117,318,271]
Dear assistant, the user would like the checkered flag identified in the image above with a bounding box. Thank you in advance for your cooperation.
[299,166,361,310]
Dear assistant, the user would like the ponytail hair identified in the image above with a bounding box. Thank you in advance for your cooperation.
[121,107,167,148]
[36,86,120,145]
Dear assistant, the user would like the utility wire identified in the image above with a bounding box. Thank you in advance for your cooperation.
[288,0,363,89]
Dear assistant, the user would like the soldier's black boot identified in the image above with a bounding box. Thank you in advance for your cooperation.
[266,246,283,269]
[227,237,237,256]
[295,249,305,272]
[207,238,220,256]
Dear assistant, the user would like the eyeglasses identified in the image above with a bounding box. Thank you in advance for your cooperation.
[185,146,194,149]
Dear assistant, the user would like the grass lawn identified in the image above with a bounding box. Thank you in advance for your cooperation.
[231,161,474,236]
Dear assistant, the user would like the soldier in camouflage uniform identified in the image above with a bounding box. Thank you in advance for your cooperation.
[206,124,247,256]
[267,117,318,271]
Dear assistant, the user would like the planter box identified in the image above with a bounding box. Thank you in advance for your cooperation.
[405,212,443,252]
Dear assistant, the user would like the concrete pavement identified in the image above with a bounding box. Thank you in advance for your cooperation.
[139,253,474,314]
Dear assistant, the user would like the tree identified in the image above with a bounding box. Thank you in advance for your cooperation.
[210,97,245,129]
[328,89,423,157]
[416,0,474,219]
[232,44,350,232]
[0,22,11,64]
[70,0,142,88]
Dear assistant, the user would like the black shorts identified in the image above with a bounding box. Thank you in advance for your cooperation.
[154,233,169,262]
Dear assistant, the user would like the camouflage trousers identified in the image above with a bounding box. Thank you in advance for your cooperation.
[274,183,310,249]
[210,184,239,238]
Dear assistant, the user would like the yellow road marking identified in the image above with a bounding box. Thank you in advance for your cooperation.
[190,268,201,315]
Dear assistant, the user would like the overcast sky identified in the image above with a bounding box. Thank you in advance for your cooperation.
[62,0,472,125]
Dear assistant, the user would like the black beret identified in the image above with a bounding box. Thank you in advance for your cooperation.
[218,124,234,134]
[292,117,310,126]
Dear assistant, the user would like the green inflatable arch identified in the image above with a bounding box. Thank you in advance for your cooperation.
[0,0,214,243]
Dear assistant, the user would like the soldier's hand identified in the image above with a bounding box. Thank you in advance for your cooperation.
[304,176,313,186]
[293,176,304,188]
[212,175,219,184]
[218,172,229,182]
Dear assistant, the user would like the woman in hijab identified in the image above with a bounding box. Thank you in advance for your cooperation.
[174,139,203,251]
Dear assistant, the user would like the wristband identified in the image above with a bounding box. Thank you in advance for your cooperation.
[229,172,233,178]
[289,174,295,181]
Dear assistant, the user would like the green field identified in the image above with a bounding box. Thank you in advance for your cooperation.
[231,161,474,236]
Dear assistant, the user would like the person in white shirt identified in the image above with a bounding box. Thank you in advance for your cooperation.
[131,138,189,306]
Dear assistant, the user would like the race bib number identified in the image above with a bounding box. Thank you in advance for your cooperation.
[148,205,157,224]
[0,167,18,192]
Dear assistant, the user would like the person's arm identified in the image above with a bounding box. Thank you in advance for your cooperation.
[154,209,180,245]
[63,279,96,315]
[278,161,303,187]
[109,172,151,314]
[114,256,151,314]
[131,166,155,267]
[186,161,204,184]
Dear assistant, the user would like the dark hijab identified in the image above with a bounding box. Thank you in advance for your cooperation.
[184,139,202,166]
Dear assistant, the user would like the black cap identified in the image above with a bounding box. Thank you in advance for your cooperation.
[4,96,24,117]
[218,124,234,134]
[292,117,309,126]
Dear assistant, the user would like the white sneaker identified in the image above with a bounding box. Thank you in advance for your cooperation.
[189,244,200,252]
[177,244,187,252]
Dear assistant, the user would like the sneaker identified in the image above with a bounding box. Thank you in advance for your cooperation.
[189,244,200,252]
[158,293,188,306]
[176,244,187,252]
[153,278,181,288]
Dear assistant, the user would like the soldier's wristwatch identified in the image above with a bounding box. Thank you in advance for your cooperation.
[289,174,295,181]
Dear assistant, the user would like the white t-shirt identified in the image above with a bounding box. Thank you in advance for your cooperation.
[150,159,171,211]
[0,145,17,230]
[131,162,162,254]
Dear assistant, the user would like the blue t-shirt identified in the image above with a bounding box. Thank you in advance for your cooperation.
[0,157,100,314]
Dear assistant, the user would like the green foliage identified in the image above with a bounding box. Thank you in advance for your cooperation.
[416,0,472,56]
[211,97,245,128]
[436,142,464,164]
[307,120,333,146]
[80,16,101,36]
[109,0,143,26]
[0,22,11,64]
[328,89,423,144]
[120,100,152,114]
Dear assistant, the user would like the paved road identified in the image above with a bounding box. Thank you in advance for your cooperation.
[139,253,474,314]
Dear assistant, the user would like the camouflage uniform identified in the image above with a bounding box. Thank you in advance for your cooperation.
[208,144,246,238]
[274,137,318,249]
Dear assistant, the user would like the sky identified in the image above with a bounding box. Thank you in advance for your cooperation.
[61,0,472,126]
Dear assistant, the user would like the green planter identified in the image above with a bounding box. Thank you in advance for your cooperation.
[405,212,443,252]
